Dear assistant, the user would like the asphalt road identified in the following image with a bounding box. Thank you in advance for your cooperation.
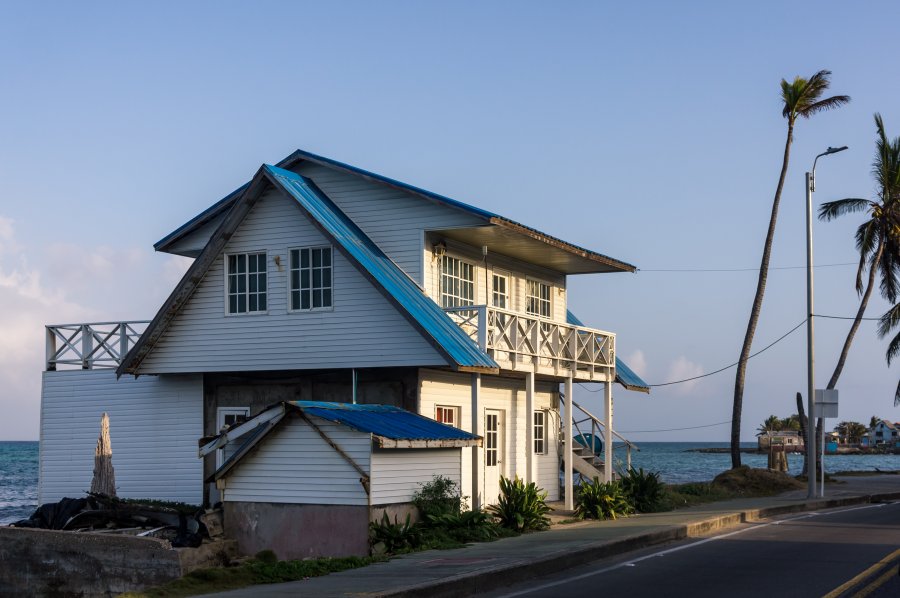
[487,501,900,598]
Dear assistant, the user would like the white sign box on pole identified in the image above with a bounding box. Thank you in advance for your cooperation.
[814,389,838,418]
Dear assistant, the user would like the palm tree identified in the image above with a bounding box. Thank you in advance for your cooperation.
[877,301,900,404]
[819,114,900,398]
[757,414,782,435]
[731,71,850,468]
[870,415,882,429]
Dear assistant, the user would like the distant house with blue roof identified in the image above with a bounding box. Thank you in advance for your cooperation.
[38,148,649,539]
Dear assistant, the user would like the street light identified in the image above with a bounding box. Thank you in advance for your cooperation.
[806,145,848,499]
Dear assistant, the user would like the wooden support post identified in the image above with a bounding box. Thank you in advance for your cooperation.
[45,327,56,371]
[81,324,92,370]
[604,380,613,483]
[564,375,573,510]
[525,371,535,484]
[471,373,483,509]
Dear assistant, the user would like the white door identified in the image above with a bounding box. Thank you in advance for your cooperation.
[484,409,505,505]
[216,407,250,468]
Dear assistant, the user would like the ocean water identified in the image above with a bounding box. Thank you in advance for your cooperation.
[0,441,38,525]
[1,441,897,524]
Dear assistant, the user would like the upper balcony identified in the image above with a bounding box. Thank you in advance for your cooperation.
[444,306,614,382]
[45,321,149,371]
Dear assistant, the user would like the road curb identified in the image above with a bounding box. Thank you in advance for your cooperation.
[376,491,900,597]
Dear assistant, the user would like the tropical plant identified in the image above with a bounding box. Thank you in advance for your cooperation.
[368,512,421,553]
[575,479,633,520]
[877,301,900,404]
[425,509,501,542]
[833,421,868,444]
[757,415,783,434]
[620,467,666,513]
[870,415,882,429]
[412,475,466,519]
[731,70,849,468]
[486,476,551,531]
[819,113,900,405]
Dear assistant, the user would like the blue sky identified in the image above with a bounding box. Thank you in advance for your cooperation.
[0,1,897,440]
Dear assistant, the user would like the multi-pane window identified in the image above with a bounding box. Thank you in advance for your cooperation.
[435,405,459,428]
[441,256,475,308]
[533,410,547,454]
[290,247,332,310]
[227,253,267,314]
[526,279,551,318]
[485,412,499,467]
[492,273,509,309]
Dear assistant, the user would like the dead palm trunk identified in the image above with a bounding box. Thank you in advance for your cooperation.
[90,412,116,497]
[732,123,794,468]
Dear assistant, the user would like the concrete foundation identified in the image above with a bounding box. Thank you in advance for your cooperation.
[0,527,236,597]
[225,501,371,560]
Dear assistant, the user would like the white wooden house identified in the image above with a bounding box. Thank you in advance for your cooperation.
[39,149,649,517]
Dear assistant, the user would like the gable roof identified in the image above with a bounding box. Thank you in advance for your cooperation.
[155,149,635,274]
[119,165,499,376]
[567,310,650,393]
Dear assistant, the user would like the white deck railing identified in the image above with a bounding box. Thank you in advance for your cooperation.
[45,321,149,371]
[444,306,615,381]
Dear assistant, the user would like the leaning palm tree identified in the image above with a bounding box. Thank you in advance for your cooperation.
[731,71,850,468]
[819,114,900,399]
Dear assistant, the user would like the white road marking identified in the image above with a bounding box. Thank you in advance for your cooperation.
[497,502,893,597]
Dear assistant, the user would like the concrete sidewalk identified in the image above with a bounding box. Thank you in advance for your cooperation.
[206,475,900,598]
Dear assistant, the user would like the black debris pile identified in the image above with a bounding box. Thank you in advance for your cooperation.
[11,493,210,548]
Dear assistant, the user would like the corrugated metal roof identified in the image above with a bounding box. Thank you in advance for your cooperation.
[290,401,480,442]
[266,165,499,373]
[566,310,650,393]
[156,149,635,273]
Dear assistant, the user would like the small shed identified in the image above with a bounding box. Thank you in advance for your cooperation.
[198,401,481,559]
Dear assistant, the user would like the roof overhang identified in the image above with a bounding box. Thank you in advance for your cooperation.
[374,436,481,449]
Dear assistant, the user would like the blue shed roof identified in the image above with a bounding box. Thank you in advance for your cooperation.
[291,401,480,442]
[265,165,499,373]
[566,310,650,393]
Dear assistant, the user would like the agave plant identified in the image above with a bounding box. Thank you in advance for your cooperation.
[487,476,551,531]
[575,479,634,520]
[620,467,666,513]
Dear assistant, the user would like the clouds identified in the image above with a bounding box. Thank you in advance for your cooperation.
[0,216,191,440]
[665,356,705,396]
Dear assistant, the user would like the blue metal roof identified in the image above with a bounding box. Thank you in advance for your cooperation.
[291,401,480,441]
[266,165,499,373]
[566,310,650,393]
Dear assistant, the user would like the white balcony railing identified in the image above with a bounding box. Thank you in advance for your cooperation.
[45,321,149,371]
[444,306,614,381]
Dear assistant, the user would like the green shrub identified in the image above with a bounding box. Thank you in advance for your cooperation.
[426,508,501,542]
[413,475,466,519]
[620,467,666,512]
[575,479,633,520]
[487,476,551,531]
[368,512,421,553]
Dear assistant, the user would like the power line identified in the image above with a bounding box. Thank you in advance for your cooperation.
[618,420,732,433]
[639,262,856,273]
[814,314,882,321]
[578,318,807,392]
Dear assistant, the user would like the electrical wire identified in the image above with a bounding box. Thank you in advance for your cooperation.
[814,314,882,321]
[639,262,855,272]
[618,420,732,433]
[577,318,808,391]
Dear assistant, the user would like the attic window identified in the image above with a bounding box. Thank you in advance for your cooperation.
[227,252,267,314]
[441,256,475,308]
[290,246,333,310]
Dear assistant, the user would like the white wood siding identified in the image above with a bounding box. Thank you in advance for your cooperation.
[221,415,371,506]
[418,369,559,501]
[294,162,484,285]
[422,237,568,324]
[369,449,461,506]
[39,371,203,504]
[139,188,447,374]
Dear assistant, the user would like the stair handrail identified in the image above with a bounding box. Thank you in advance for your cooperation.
[571,399,639,451]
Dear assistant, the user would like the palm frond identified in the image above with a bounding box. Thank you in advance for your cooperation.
[877,245,900,303]
[894,378,900,407]
[798,94,851,118]
[818,198,871,221]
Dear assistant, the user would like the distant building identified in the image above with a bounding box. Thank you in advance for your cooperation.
[867,420,900,448]
[757,430,804,452]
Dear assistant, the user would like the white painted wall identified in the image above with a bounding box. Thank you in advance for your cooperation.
[39,370,203,504]
[369,449,461,506]
[418,369,559,503]
[138,188,447,374]
[221,414,371,506]
[294,162,484,285]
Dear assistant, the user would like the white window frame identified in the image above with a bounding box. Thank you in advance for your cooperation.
[225,251,268,315]
[440,255,476,308]
[533,410,547,455]
[491,270,510,310]
[288,245,334,312]
[216,407,250,468]
[526,278,552,319]
[434,405,460,428]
